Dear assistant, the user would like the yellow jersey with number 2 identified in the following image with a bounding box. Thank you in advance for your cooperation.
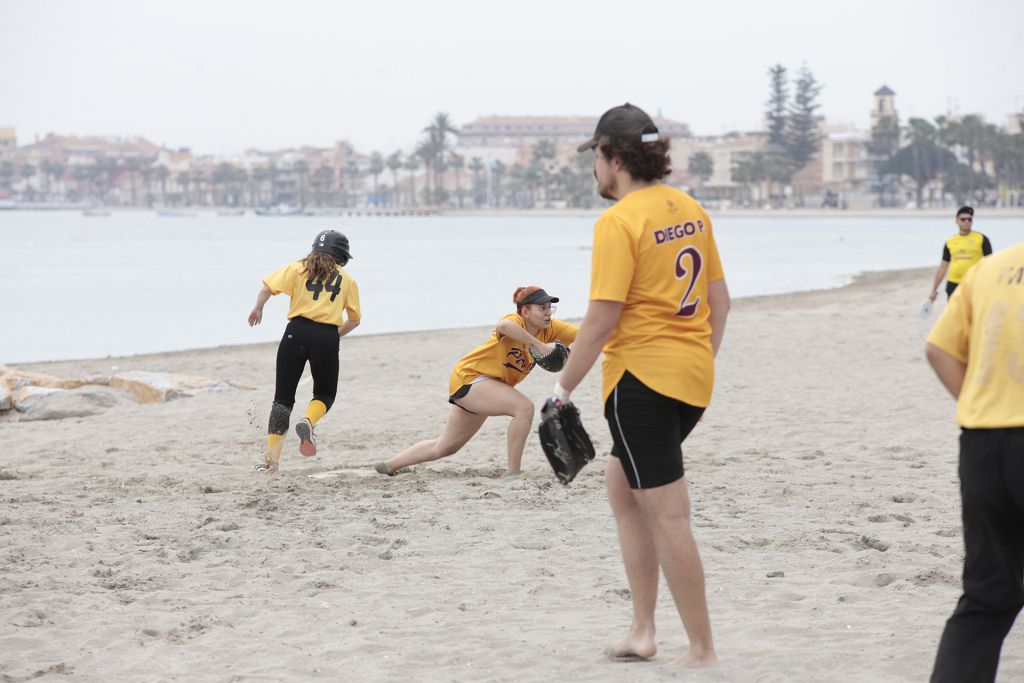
[263,261,361,327]
[590,184,725,407]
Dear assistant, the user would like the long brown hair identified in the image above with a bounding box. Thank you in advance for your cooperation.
[301,251,339,282]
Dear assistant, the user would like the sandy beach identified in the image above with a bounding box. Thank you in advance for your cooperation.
[2,267,1021,682]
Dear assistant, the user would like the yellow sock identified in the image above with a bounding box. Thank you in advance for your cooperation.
[305,400,328,426]
[266,433,285,463]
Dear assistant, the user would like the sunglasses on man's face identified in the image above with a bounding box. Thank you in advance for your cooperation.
[958,216,973,222]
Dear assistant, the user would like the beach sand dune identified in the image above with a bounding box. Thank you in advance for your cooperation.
[2,268,1021,681]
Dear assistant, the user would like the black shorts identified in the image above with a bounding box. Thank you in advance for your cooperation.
[449,383,483,414]
[946,280,959,299]
[604,371,705,490]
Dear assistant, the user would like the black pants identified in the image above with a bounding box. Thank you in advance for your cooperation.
[946,280,959,299]
[268,317,339,434]
[931,428,1024,683]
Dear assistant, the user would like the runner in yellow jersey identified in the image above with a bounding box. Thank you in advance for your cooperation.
[552,104,730,668]
[925,241,1024,681]
[247,230,361,473]
[373,286,577,476]
[928,205,993,301]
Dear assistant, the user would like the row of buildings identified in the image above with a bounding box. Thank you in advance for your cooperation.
[2,88,1019,210]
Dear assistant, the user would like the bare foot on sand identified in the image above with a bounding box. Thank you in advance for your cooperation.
[666,647,718,669]
[605,629,657,660]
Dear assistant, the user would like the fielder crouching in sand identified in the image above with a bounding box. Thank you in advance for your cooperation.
[551,104,729,668]
[248,230,361,473]
[374,286,576,477]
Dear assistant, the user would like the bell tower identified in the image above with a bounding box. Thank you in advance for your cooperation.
[871,85,897,129]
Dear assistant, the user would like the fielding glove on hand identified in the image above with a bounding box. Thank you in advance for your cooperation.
[530,340,570,372]
[538,397,595,485]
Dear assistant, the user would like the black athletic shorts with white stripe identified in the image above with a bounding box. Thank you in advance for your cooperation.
[604,371,705,490]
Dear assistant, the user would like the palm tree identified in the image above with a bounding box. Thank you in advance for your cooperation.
[368,151,384,206]
[884,118,957,208]
[140,163,155,206]
[19,163,37,201]
[468,156,485,207]
[386,151,402,207]
[490,160,506,207]
[40,160,65,202]
[415,140,436,205]
[154,165,170,206]
[404,156,420,206]
[423,112,459,201]
[449,152,464,207]
[177,170,191,206]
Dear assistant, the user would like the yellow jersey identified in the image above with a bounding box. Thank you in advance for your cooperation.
[927,242,1024,428]
[590,184,725,407]
[263,261,361,327]
[449,314,578,395]
[943,231,992,283]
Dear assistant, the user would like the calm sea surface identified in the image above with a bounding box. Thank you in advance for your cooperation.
[2,210,1023,363]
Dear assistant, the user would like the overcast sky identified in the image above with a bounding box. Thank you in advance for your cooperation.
[2,0,1022,156]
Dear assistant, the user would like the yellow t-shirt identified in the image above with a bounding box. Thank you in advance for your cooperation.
[944,232,990,283]
[263,261,361,327]
[927,242,1024,428]
[448,314,579,395]
[590,184,725,407]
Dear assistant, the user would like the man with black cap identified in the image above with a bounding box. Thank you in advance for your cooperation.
[928,205,993,302]
[551,103,730,667]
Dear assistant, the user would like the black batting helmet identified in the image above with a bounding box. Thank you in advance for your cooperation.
[311,230,352,265]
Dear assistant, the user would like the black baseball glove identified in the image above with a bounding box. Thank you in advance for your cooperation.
[530,340,570,372]
[538,397,595,485]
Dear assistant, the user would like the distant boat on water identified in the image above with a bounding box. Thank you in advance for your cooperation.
[157,210,198,217]
[82,210,112,217]
[256,204,304,216]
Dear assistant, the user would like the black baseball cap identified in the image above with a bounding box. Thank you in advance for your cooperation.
[516,286,559,307]
[956,205,974,217]
[577,103,661,153]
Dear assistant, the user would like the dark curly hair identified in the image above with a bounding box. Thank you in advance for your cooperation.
[597,136,672,182]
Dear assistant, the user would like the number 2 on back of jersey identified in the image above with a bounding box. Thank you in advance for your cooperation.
[675,246,703,317]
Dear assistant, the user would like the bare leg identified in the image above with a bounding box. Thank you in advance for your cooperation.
[635,476,717,668]
[454,380,535,474]
[379,406,486,473]
[605,457,658,659]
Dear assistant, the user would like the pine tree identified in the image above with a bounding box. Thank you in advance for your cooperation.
[785,65,822,170]
[765,65,788,148]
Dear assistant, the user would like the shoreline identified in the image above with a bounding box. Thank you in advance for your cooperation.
[10,266,935,371]
[3,206,1024,220]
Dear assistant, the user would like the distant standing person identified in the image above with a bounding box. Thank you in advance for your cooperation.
[928,206,992,301]
[247,230,361,473]
[925,240,1024,682]
[552,103,729,668]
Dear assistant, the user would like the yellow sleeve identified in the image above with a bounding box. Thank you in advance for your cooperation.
[495,313,525,340]
[701,209,725,282]
[344,277,361,321]
[549,319,579,345]
[927,271,973,364]
[589,213,636,302]
[263,262,298,295]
